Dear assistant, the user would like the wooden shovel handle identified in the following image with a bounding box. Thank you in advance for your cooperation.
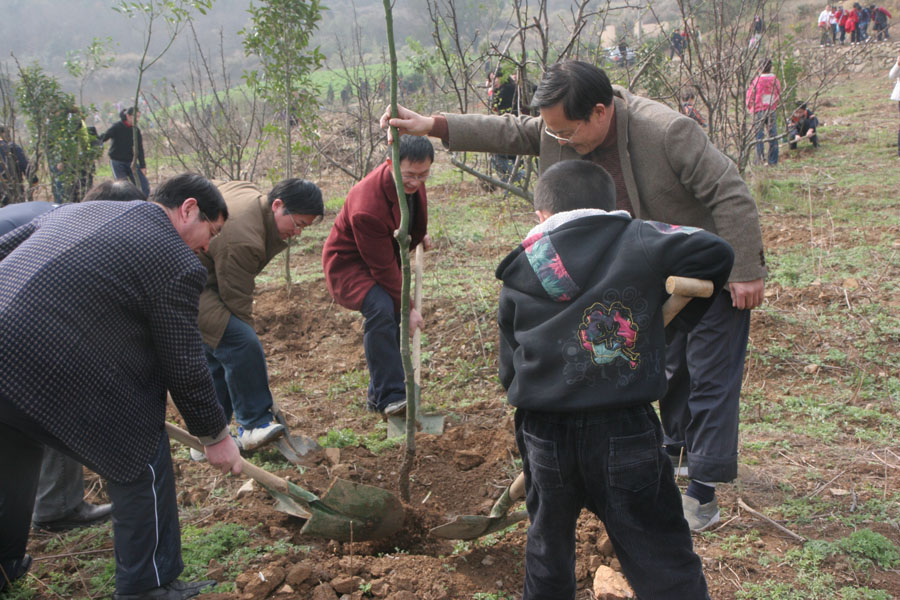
[662,276,714,327]
[164,422,291,494]
[413,245,423,386]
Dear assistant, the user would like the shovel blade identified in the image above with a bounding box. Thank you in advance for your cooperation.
[430,510,528,540]
[262,484,313,520]
[273,435,321,465]
[302,478,406,542]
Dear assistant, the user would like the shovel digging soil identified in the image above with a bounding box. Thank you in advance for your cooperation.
[430,472,527,540]
[430,276,714,540]
[166,423,405,541]
[270,401,321,464]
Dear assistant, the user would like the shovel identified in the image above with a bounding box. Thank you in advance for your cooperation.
[166,422,405,541]
[270,401,321,463]
[430,472,527,540]
[387,245,445,436]
[429,276,714,540]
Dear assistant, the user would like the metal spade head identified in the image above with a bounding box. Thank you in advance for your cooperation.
[429,510,528,540]
[299,478,406,542]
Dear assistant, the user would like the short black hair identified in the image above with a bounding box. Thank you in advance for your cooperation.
[119,107,137,121]
[82,179,147,202]
[534,160,616,214]
[397,135,434,164]
[530,61,614,121]
[269,178,324,221]
[0,125,7,137]
[761,58,773,73]
[149,173,228,221]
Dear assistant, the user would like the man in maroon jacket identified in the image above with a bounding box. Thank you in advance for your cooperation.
[322,136,433,416]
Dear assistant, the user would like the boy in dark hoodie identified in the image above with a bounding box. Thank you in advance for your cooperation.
[496,160,734,599]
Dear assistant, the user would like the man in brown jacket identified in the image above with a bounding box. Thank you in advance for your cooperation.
[382,60,766,532]
[198,179,323,451]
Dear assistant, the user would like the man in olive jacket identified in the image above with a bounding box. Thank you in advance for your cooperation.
[383,60,766,531]
[198,179,323,451]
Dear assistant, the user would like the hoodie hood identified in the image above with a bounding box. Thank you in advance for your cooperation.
[497,210,632,303]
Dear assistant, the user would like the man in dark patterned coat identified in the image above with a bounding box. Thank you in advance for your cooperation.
[0,174,242,600]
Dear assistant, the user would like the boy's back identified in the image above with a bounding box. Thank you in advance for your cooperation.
[497,208,734,412]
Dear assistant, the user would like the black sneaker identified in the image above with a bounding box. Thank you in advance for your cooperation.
[0,554,32,592]
[113,579,216,600]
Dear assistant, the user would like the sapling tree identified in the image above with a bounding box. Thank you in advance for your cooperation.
[241,0,325,292]
[382,0,416,503]
[64,37,116,110]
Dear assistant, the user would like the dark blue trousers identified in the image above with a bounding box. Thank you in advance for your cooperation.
[660,289,750,483]
[110,159,150,197]
[0,402,183,595]
[205,314,276,429]
[360,285,406,411]
[515,405,708,600]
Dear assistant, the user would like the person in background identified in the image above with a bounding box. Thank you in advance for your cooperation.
[681,91,707,127]
[100,107,149,197]
[819,5,834,46]
[889,52,900,156]
[670,29,685,59]
[858,2,872,41]
[0,125,33,206]
[746,58,782,166]
[788,103,820,150]
[873,4,892,40]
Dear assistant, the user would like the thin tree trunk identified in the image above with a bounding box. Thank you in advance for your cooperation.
[383,0,415,504]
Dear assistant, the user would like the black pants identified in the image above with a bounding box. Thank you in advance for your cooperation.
[660,289,750,483]
[0,403,183,594]
[515,406,708,599]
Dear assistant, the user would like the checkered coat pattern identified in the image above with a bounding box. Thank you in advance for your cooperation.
[0,201,226,482]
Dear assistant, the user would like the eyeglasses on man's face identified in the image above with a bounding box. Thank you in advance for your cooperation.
[289,213,318,231]
[544,121,584,144]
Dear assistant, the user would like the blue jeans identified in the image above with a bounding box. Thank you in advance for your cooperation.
[515,405,709,600]
[754,112,779,165]
[661,290,750,483]
[110,159,150,197]
[361,285,405,411]
[205,315,275,429]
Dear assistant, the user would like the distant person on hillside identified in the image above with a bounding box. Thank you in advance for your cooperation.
[788,103,820,149]
[681,91,707,127]
[0,125,33,206]
[819,5,835,46]
[100,107,149,197]
[670,29,685,59]
[873,4,892,40]
[889,52,900,156]
[746,58,782,166]
[857,2,872,40]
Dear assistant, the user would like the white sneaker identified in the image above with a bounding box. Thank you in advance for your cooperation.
[681,494,721,532]
[237,422,285,451]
